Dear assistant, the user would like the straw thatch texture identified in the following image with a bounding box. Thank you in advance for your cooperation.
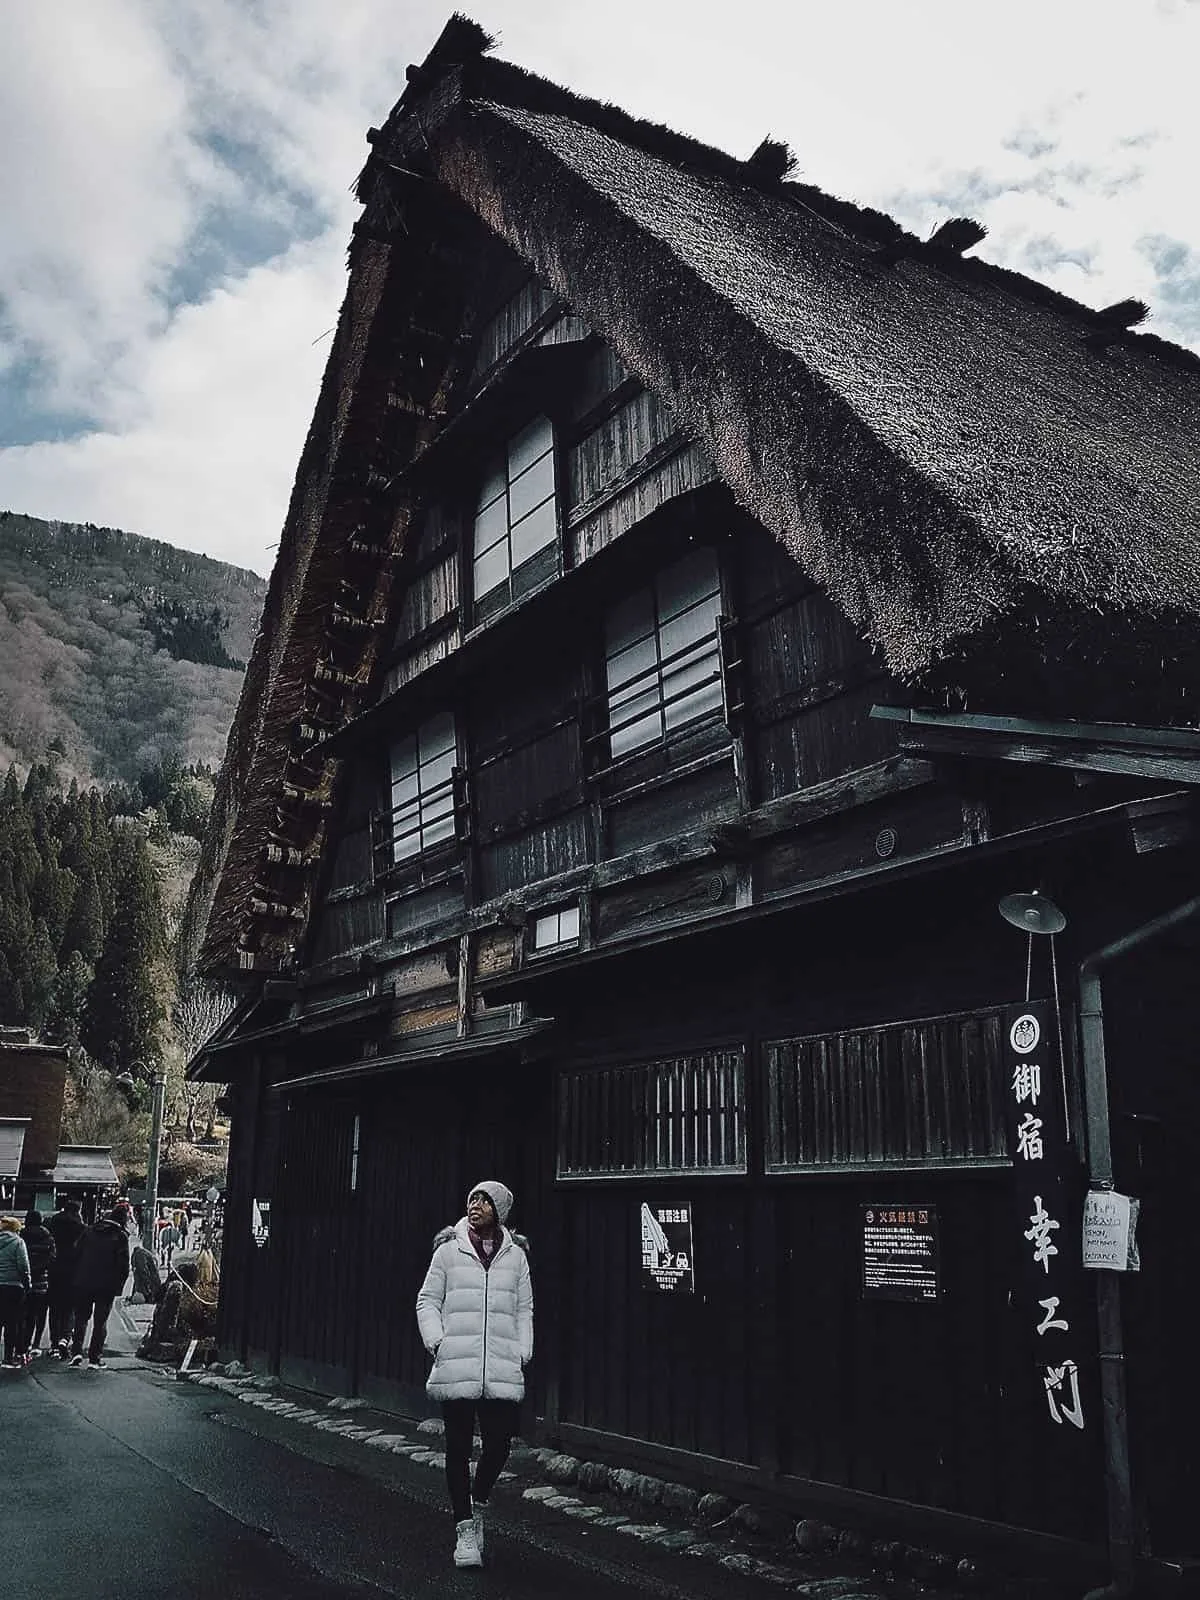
[424,89,1200,684]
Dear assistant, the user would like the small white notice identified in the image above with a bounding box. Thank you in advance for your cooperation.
[179,1338,199,1373]
[1082,1190,1140,1272]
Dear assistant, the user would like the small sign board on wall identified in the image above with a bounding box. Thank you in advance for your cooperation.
[640,1201,695,1293]
[862,1205,940,1302]
[1082,1190,1140,1272]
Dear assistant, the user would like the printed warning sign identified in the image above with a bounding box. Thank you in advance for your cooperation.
[640,1201,695,1293]
[862,1205,940,1302]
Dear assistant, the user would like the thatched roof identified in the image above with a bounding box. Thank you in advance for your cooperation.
[412,51,1200,684]
[190,14,1200,977]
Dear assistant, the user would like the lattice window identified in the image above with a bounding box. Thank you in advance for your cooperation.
[472,415,557,619]
[604,547,724,759]
[558,1049,747,1178]
[387,713,457,863]
[765,1009,1009,1174]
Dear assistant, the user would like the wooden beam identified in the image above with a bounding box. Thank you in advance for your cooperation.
[896,726,1200,787]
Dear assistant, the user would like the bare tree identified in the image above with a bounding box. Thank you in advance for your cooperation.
[170,976,235,1143]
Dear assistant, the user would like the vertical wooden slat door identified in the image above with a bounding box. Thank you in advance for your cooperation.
[273,1093,360,1395]
[353,1057,552,1419]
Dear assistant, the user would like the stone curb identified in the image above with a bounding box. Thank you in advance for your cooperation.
[184,1365,1036,1599]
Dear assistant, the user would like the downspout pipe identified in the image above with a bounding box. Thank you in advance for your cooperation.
[1078,895,1200,1600]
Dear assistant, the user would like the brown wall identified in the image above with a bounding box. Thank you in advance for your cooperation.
[0,1045,67,1169]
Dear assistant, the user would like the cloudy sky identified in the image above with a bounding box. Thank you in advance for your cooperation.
[1,0,1197,577]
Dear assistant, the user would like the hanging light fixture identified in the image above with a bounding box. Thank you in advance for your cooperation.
[998,890,1067,935]
[998,889,1070,1135]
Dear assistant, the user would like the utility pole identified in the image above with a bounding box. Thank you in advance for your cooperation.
[142,1072,167,1251]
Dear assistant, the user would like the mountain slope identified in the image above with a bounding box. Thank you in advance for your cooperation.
[0,511,266,785]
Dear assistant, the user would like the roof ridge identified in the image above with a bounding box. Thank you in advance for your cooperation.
[451,44,1200,377]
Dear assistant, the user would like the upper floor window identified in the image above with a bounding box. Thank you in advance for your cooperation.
[604,547,724,760]
[532,903,580,954]
[388,712,457,863]
[473,415,557,621]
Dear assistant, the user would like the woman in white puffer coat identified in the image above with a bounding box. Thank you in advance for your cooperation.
[415,1180,533,1569]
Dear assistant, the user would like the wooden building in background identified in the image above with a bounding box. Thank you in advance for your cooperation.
[186,18,1200,1585]
[0,1028,118,1216]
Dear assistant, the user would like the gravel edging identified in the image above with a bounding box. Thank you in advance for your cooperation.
[181,1364,1062,1600]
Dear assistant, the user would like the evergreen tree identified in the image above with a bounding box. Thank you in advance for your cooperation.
[34,851,76,952]
[80,830,164,1077]
[61,867,105,964]
[43,950,93,1045]
[26,918,58,1031]
[0,950,21,1019]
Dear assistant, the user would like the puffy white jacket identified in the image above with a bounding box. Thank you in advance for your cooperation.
[415,1219,533,1402]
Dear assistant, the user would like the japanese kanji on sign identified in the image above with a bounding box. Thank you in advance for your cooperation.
[1003,1000,1092,1436]
[639,1201,696,1293]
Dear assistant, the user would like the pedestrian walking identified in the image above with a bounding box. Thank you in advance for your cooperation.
[47,1199,86,1356]
[415,1180,533,1570]
[160,1221,179,1268]
[0,1216,31,1369]
[69,1205,131,1369]
[19,1209,55,1358]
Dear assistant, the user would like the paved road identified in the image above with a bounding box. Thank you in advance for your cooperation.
[2,1333,799,1600]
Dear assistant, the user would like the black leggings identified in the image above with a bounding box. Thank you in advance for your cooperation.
[441,1398,520,1523]
[0,1284,24,1362]
[22,1289,48,1354]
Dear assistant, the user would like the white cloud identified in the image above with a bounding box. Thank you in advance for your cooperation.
[0,236,346,573]
[1,0,1198,573]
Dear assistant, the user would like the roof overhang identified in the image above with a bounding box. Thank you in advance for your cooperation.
[189,989,394,1082]
[272,1016,553,1091]
[871,706,1200,786]
[48,1146,119,1189]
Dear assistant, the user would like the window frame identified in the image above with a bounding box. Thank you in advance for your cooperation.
[528,902,582,958]
[763,1006,1012,1177]
[471,413,560,624]
[596,545,729,773]
[373,712,466,881]
[557,1047,748,1181]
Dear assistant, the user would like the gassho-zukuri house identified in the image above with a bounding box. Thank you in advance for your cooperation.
[185,16,1200,1590]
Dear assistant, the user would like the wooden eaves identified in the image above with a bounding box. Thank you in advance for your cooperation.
[871,705,1200,786]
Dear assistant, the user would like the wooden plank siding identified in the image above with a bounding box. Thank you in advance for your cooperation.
[273,1093,361,1394]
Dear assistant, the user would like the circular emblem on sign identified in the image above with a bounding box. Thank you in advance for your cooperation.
[1010,1013,1040,1055]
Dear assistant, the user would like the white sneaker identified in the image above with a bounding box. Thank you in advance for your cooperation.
[453,1519,482,1568]
[472,1505,486,1559]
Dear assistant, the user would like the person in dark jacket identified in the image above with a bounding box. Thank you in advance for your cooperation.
[70,1207,131,1368]
[0,1217,31,1368]
[47,1199,86,1356]
[19,1209,55,1358]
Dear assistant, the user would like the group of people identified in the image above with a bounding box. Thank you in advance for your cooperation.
[154,1204,197,1266]
[0,1201,132,1370]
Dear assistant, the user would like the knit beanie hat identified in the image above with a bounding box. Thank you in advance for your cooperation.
[467,1180,513,1225]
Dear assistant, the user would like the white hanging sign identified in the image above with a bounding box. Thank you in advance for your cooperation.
[1082,1190,1140,1272]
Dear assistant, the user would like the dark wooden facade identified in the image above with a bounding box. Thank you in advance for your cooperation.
[192,24,1200,1586]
